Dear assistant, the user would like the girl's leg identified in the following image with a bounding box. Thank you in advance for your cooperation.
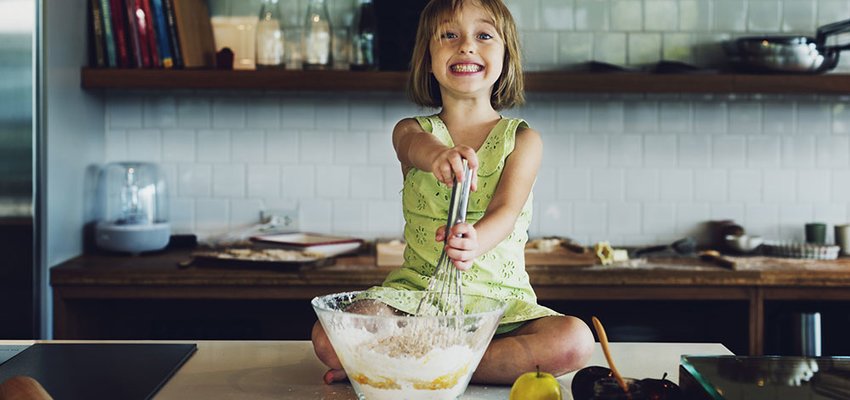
[471,315,595,385]
[311,299,402,384]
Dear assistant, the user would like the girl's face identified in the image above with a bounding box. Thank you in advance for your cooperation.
[429,1,505,101]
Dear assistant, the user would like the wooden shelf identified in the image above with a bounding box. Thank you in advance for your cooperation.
[81,67,850,94]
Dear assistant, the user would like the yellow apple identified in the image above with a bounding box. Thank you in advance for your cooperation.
[509,366,562,400]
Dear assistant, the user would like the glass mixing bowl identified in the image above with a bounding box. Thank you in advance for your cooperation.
[312,290,506,400]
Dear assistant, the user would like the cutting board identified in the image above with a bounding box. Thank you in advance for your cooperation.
[720,255,850,271]
[376,242,598,268]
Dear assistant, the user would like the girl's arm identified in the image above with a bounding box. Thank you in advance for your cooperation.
[392,118,479,190]
[442,126,543,266]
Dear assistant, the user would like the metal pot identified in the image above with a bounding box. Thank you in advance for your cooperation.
[723,19,850,73]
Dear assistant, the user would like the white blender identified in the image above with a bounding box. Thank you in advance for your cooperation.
[95,162,170,254]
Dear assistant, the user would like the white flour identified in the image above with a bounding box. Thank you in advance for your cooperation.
[333,322,478,400]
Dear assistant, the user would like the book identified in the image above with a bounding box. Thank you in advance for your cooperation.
[161,0,183,68]
[89,0,106,67]
[0,343,196,400]
[98,0,117,67]
[123,0,143,67]
[108,0,130,67]
[171,0,216,68]
[150,0,174,68]
[128,0,151,67]
[250,232,364,257]
[140,0,160,67]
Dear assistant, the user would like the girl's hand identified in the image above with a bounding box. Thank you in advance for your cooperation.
[435,222,479,271]
[431,146,479,191]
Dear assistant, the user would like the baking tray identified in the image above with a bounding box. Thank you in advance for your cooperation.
[182,248,335,271]
[249,232,363,257]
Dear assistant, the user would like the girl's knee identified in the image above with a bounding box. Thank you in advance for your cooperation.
[311,322,336,363]
[544,316,595,374]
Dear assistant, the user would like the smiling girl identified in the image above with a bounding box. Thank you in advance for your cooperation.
[312,0,594,385]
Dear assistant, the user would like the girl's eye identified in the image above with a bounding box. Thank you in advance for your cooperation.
[441,32,458,39]
[478,33,493,40]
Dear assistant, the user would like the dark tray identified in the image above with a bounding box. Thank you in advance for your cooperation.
[182,249,336,271]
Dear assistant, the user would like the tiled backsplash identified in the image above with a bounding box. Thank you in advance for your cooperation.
[520,0,850,71]
[105,91,850,245]
[104,0,850,245]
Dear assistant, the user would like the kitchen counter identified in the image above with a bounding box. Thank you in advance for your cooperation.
[51,249,850,355]
[0,340,733,399]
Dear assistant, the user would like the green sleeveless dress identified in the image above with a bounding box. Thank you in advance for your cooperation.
[373,114,560,335]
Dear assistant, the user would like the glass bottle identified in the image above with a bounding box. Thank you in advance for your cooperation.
[256,0,285,68]
[302,0,333,70]
[350,0,378,71]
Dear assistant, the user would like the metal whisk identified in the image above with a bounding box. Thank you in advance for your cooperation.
[416,160,473,317]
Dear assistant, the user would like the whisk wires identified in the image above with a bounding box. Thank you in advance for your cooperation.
[416,160,473,317]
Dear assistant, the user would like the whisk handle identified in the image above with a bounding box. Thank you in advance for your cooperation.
[455,163,473,224]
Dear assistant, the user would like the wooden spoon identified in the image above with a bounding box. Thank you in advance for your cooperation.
[591,316,629,394]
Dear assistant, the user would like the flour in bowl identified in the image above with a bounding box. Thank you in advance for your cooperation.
[333,320,480,400]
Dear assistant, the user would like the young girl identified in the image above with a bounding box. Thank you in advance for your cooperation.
[312,0,594,385]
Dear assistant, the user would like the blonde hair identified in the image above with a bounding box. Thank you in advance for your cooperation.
[407,0,524,110]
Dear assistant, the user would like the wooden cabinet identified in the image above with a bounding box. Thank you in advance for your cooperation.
[81,68,850,94]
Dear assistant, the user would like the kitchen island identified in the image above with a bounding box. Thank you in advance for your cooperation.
[51,249,850,355]
[0,340,732,399]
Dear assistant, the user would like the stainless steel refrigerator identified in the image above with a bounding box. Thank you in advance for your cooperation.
[0,0,39,339]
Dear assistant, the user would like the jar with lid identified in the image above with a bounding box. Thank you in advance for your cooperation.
[350,0,378,70]
[302,0,333,70]
[256,0,285,68]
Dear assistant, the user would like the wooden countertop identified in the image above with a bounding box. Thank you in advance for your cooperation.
[0,340,733,400]
[50,249,850,355]
[51,248,850,289]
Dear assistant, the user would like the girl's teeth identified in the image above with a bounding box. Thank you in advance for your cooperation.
[452,64,482,73]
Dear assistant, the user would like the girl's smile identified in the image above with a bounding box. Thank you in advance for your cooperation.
[450,62,484,74]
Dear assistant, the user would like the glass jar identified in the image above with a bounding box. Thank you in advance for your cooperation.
[302,0,332,70]
[256,0,285,68]
[209,0,258,70]
[350,0,378,70]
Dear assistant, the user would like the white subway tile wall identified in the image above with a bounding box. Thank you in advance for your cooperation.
[103,0,850,244]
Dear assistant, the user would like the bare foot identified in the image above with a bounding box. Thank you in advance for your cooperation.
[323,369,348,384]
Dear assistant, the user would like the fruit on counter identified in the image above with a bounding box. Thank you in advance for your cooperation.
[509,366,562,400]
[637,373,682,400]
[571,366,683,400]
[570,366,613,400]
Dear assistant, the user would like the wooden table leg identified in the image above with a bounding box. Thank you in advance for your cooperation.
[749,288,764,355]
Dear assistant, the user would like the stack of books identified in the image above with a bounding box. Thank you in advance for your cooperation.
[88,0,216,69]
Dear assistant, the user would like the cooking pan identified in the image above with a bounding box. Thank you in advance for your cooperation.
[724,18,850,73]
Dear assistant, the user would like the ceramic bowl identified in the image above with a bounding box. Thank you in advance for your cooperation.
[725,234,764,253]
[312,290,506,400]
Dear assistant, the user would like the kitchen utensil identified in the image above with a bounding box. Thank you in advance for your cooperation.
[416,160,473,317]
[311,290,505,400]
[699,250,736,269]
[723,18,850,73]
[591,316,629,394]
[725,234,764,254]
[94,162,170,254]
[250,232,363,257]
[633,237,696,258]
[183,247,333,270]
[762,241,840,260]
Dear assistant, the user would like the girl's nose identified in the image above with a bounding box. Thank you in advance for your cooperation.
[459,37,475,54]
